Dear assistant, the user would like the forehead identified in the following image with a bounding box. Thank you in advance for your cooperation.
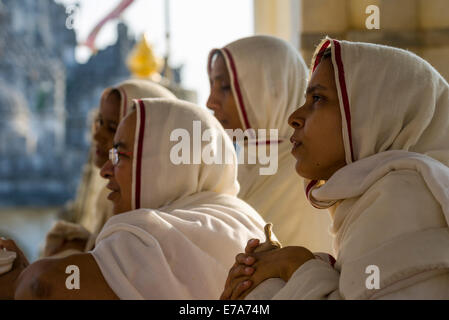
[210,53,229,78]
[100,90,121,121]
[114,111,137,147]
[309,58,335,86]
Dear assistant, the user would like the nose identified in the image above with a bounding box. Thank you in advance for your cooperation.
[100,159,114,179]
[93,124,106,144]
[206,91,221,112]
[288,108,305,129]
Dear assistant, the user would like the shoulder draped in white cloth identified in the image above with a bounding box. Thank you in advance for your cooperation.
[91,98,267,299]
[247,38,449,300]
[208,35,333,251]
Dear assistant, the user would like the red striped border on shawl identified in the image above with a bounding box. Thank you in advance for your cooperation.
[135,99,146,209]
[312,40,330,73]
[222,48,252,131]
[333,40,355,163]
[306,179,318,200]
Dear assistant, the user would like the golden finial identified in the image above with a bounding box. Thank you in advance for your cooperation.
[127,33,163,79]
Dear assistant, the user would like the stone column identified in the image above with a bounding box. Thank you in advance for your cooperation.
[298,0,449,81]
[419,0,449,81]
[254,0,301,48]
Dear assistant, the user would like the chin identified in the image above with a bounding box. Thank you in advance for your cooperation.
[295,162,316,180]
[113,202,132,215]
[112,204,124,215]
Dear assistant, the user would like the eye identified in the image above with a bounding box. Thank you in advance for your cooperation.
[221,85,231,91]
[312,95,322,102]
[108,125,117,133]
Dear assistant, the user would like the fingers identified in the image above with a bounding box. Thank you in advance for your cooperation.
[221,264,255,300]
[222,277,252,300]
[245,238,260,254]
[0,238,18,251]
[235,253,255,266]
[220,287,231,300]
[231,264,254,278]
[0,238,29,268]
[230,280,252,300]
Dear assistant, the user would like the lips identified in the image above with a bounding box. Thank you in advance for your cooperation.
[290,135,302,152]
[106,182,120,201]
[107,191,119,201]
[106,182,119,193]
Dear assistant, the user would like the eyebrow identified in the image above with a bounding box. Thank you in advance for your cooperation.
[306,84,328,94]
[210,74,226,82]
[98,113,118,125]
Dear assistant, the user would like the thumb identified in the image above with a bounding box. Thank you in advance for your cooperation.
[245,238,260,253]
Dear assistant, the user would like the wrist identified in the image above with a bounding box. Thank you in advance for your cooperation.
[279,246,315,282]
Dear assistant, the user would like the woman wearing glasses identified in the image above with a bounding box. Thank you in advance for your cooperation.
[1,98,267,299]
[42,80,176,258]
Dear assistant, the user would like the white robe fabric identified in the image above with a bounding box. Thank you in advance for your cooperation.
[247,38,449,299]
[208,35,333,251]
[44,80,176,257]
[91,98,267,299]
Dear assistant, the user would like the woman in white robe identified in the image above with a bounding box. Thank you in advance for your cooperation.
[222,38,449,300]
[207,35,333,252]
[43,79,176,257]
[0,98,266,299]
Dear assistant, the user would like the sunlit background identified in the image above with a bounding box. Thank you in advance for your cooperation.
[56,0,254,105]
[1,0,448,261]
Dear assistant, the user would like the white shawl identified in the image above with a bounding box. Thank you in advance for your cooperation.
[208,35,333,251]
[91,98,267,299]
[248,39,449,299]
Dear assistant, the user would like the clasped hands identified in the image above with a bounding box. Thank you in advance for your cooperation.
[220,238,315,300]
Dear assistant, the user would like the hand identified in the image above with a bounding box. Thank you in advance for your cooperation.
[0,238,30,299]
[220,238,260,300]
[220,241,315,300]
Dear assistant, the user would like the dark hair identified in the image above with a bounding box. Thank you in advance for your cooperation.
[322,47,332,60]
[312,47,332,72]
[210,49,224,67]
[107,88,121,101]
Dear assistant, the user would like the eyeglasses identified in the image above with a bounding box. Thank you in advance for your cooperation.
[109,147,132,166]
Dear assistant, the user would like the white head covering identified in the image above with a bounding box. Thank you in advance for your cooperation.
[306,38,449,220]
[91,98,266,299]
[207,35,333,250]
[207,35,307,140]
[112,79,177,121]
[130,98,239,210]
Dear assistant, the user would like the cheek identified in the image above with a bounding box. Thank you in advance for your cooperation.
[303,113,343,165]
[104,131,115,147]
[115,163,133,194]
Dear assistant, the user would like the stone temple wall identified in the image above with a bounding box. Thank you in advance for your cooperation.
[0,0,135,206]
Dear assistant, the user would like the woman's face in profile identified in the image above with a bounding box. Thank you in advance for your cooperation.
[207,53,243,130]
[288,57,346,181]
[100,111,135,215]
[93,90,121,168]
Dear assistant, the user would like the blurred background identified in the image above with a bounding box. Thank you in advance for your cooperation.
[1,0,448,261]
